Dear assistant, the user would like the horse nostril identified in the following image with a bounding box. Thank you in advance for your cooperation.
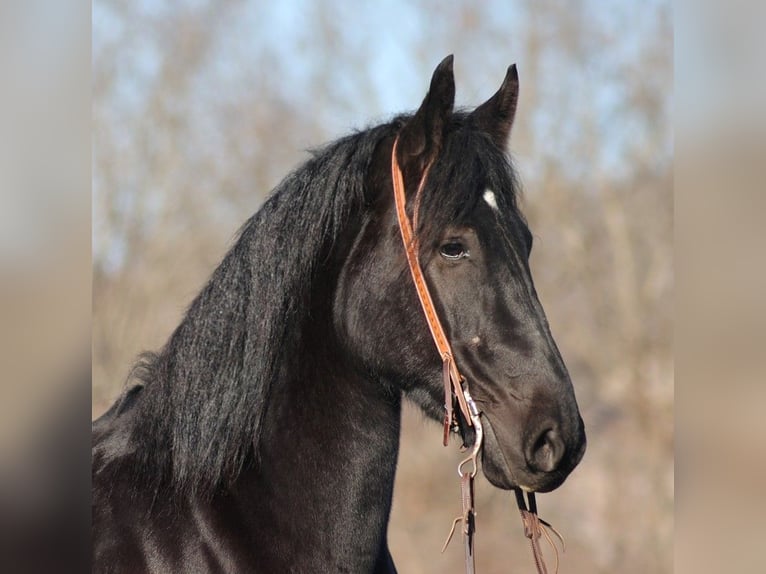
[526,427,565,473]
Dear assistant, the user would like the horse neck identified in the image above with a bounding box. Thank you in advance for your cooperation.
[226,314,403,569]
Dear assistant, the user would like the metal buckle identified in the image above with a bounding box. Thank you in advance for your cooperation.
[457,388,483,478]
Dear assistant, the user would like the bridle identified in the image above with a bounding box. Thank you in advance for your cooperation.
[391,136,563,574]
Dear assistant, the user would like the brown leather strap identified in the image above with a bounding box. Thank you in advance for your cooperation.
[461,473,476,574]
[515,490,564,574]
[390,137,472,444]
[392,135,487,574]
[441,472,477,574]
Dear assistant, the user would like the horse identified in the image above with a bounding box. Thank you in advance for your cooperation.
[92,55,586,573]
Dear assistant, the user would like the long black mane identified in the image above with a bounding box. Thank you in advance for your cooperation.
[103,113,522,499]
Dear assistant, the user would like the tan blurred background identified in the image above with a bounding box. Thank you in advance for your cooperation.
[675,1,766,573]
[92,2,672,572]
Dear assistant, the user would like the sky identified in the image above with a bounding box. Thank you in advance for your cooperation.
[93,0,671,164]
[92,0,672,269]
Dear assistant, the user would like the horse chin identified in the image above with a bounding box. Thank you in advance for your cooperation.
[479,414,523,491]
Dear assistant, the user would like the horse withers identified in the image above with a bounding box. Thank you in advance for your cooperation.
[92,56,586,573]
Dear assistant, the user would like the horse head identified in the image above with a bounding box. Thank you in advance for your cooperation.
[336,56,586,494]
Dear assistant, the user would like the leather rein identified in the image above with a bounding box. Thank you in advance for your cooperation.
[391,136,563,574]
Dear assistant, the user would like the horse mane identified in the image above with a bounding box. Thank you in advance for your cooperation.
[123,121,398,498]
[112,112,522,499]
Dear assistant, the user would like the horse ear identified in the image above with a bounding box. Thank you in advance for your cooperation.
[470,64,519,149]
[397,55,455,165]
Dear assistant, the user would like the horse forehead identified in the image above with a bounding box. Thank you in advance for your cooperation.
[482,189,499,212]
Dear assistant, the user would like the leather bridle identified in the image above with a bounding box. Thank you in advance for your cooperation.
[391,136,563,574]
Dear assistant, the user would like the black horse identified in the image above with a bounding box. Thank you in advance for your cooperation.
[92,56,586,573]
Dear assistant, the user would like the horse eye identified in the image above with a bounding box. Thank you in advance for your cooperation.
[440,241,467,260]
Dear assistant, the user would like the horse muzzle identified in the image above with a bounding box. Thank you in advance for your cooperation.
[479,408,586,493]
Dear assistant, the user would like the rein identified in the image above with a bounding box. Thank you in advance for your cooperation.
[391,136,562,574]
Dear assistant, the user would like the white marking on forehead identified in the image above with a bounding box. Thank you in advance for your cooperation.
[483,189,499,212]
